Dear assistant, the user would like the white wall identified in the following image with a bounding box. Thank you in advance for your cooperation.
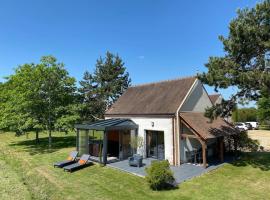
[106,116,174,164]
[180,80,212,112]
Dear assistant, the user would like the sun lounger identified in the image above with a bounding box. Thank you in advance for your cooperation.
[63,154,91,172]
[54,151,78,168]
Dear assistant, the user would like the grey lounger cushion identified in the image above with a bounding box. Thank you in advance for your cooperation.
[54,151,78,168]
[63,154,90,172]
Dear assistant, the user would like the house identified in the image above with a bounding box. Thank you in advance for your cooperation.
[209,94,222,105]
[75,76,237,168]
[208,94,233,123]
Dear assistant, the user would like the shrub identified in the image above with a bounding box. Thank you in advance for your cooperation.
[145,160,175,190]
[234,131,260,152]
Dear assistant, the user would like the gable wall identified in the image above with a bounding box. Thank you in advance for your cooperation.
[180,80,212,112]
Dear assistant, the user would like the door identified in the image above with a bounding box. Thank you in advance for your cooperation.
[146,131,165,160]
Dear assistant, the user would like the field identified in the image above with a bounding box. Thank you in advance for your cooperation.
[248,130,270,151]
[0,131,270,200]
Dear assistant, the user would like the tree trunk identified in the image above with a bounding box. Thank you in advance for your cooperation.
[49,130,52,148]
[35,131,39,144]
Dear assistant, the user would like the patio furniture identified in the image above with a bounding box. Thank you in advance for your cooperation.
[129,154,143,167]
[53,151,78,168]
[63,154,91,172]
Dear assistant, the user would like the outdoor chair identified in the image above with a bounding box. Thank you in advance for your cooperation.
[63,154,91,172]
[129,154,143,167]
[53,151,78,168]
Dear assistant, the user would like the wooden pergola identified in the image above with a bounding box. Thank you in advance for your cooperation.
[180,118,225,168]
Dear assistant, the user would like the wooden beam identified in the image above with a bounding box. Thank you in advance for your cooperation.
[202,142,207,168]
[181,133,200,139]
[180,118,205,141]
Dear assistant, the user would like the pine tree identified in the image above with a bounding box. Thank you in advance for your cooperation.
[199,0,270,119]
[79,51,131,121]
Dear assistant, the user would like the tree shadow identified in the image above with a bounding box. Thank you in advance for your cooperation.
[232,152,270,171]
[9,135,76,155]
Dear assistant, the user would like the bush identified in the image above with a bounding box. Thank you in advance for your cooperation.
[234,131,260,152]
[145,160,175,190]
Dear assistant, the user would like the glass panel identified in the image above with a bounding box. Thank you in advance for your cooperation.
[157,132,165,160]
[89,130,104,157]
[150,132,158,158]
[147,131,165,160]
[78,130,89,156]
[122,130,131,159]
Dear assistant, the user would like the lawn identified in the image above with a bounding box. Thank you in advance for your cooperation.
[0,132,270,200]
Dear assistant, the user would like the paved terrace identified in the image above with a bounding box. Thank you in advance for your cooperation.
[108,157,233,184]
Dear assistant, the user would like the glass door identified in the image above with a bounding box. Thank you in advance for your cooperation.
[149,131,158,158]
[147,131,164,160]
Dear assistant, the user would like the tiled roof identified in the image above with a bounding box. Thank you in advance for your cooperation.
[180,112,238,140]
[105,76,197,115]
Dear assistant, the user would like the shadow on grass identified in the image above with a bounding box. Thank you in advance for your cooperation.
[9,135,76,155]
[232,152,270,171]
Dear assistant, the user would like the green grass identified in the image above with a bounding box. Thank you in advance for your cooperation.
[0,132,270,200]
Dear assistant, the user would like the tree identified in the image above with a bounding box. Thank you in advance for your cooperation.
[95,52,131,108]
[32,56,77,147]
[0,56,77,146]
[55,104,81,134]
[199,0,270,119]
[232,107,257,122]
[0,64,40,135]
[79,51,131,121]
[257,95,270,124]
[79,71,106,121]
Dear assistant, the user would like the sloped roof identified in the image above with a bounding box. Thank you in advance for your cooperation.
[209,94,221,104]
[180,112,238,140]
[75,118,138,131]
[105,76,197,116]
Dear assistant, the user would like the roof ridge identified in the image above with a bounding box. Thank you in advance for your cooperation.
[130,76,197,88]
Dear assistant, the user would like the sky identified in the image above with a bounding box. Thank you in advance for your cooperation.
[0,0,259,105]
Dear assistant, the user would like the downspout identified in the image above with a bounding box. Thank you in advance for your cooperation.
[175,79,198,166]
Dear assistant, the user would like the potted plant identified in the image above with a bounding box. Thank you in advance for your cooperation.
[130,135,144,155]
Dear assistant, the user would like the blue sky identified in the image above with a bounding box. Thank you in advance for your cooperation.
[0,0,258,104]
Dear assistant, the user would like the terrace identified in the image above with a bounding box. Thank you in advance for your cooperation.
[108,157,233,184]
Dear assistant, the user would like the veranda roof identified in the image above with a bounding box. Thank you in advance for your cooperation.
[180,112,239,140]
[75,118,138,131]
